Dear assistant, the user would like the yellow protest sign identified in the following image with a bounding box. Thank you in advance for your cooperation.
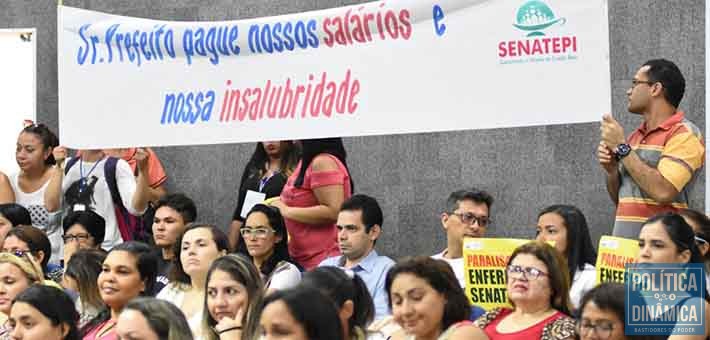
[462,238,531,310]
[595,235,639,284]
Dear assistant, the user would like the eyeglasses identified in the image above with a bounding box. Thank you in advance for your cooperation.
[630,79,657,89]
[62,233,91,243]
[240,227,276,239]
[695,235,708,246]
[576,320,615,339]
[450,212,490,227]
[506,265,548,279]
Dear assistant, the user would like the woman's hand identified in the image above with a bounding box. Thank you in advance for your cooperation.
[268,198,290,216]
[215,307,244,340]
[52,146,68,167]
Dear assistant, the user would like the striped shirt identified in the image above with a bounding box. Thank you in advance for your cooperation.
[612,112,705,238]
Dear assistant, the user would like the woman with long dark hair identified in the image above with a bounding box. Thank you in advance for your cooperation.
[10,124,62,264]
[229,141,299,249]
[236,204,300,292]
[535,204,597,310]
[9,285,80,340]
[386,257,486,340]
[301,267,375,340]
[636,212,710,338]
[271,138,353,270]
[80,242,157,340]
[62,249,106,328]
[260,286,344,340]
[203,254,264,340]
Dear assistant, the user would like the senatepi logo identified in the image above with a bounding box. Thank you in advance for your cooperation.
[512,0,566,37]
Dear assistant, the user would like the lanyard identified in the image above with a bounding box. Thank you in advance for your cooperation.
[259,171,278,192]
[79,157,102,193]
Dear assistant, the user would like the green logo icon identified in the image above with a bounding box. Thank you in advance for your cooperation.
[513,1,566,37]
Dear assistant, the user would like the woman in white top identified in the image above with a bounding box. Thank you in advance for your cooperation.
[536,204,597,311]
[157,224,229,339]
[11,124,63,264]
[236,204,301,293]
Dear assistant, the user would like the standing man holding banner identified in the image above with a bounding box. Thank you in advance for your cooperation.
[432,188,493,288]
[599,59,705,238]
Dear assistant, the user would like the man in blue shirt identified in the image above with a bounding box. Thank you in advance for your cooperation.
[319,194,395,320]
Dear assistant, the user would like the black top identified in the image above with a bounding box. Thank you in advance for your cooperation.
[232,170,287,222]
[152,253,172,296]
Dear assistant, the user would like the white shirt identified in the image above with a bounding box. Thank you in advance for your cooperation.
[432,250,465,289]
[264,261,301,290]
[156,283,205,339]
[61,157,141,249]
[10,172,63,264]
[570,263,597,309]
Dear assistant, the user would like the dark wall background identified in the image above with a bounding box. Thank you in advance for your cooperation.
[1,0,705,259]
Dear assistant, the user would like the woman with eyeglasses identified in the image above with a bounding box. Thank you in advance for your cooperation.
[535,205,597,310]
[228,141,299,250]
[80,241,157,340]
[203,254,264,340]
[474,241,575,340]
[386,257,487,340]
[636,212,710,339]
[61,211,105,265]
[236,204,300,292]
[576,283,632,340]
[678,209,710,292]
[0,252,44,339]
[3,225,62,283]
[157,224,229,339]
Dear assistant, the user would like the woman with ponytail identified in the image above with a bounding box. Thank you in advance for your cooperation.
[301,266,376,340]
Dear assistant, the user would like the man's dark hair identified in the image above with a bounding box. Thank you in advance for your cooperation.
[154,193,197,224]
[643,59,685,108]
[445,188,494,213]
[340,194,383,233]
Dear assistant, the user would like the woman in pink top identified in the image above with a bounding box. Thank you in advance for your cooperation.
[271,138,353,270]
[474,242,576,340]
[81,242,157,340]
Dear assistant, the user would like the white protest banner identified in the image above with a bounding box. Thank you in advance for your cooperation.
[0,29,36,173]
[58,0,610,149]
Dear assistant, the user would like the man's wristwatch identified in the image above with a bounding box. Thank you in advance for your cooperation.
[614,143,632,160]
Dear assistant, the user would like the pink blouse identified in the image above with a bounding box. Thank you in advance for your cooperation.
[82,320,117,340]
[280,154,351,270]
